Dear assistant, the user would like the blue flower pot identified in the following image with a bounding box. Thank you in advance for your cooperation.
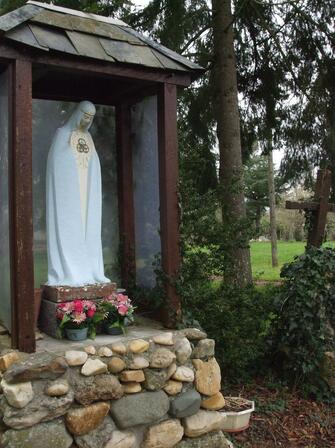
[103,322,123,335]
[65,327,88,341]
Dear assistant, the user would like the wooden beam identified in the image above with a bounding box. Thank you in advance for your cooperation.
[32,69,154,105]
[286,200,335,213]
[114,84,158,107]
[9,59,35,352]
[157,83,181,326]
[116,103,136,289]
[0,42,192,87]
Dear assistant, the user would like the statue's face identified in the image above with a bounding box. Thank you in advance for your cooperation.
[79,112,94,130]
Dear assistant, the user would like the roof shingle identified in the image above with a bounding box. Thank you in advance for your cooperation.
[0,1,203,74]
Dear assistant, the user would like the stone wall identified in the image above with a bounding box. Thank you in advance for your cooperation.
[0,329,232,448]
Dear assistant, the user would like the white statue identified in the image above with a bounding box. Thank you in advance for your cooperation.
[46,101,110,286]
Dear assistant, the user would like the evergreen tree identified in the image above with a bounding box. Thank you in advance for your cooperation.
[212,0,252,286]
[244,154,269,237]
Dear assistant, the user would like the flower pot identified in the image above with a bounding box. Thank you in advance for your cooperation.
[65,327,88,341]
[103,322,123,335]
[220,397,255,433]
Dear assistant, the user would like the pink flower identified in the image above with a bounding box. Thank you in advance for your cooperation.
[106,293,117,302]
[82,300,95,310]
[73,300,83,313]
[73,312,86,324]
[118,304,129,316]
[87,308,95,318]
[117,294,129,303]
[59,302,74,314]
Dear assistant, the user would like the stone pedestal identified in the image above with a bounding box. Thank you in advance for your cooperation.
[38,283,117,338]
[42,282,117,302]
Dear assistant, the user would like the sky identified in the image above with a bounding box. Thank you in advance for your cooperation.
[132,0,150,7]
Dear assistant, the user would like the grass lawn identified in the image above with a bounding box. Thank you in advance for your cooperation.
[251,240,335,281]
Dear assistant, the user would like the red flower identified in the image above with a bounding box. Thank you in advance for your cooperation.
[73,300,83,313]
[87,308,95,318]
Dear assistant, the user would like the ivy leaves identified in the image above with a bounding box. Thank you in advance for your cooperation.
[271,247,335,396]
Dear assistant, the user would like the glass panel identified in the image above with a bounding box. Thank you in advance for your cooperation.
[32,100,119,287]
[0,68,12,331]
[91,106,120,282]
[132,96,161,287]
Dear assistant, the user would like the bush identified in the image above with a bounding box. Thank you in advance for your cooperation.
[270,246,335,395]
[178,246,276,381]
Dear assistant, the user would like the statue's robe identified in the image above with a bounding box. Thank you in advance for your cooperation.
[46,105,110,286]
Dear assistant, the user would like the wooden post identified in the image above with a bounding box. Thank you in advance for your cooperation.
[157,83,181,325]
[307,169,332,248]
[116,103,136,289]
[286,169,334,248]
[10,59,35,352]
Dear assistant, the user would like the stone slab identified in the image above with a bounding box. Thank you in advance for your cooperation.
[42,283,117,302]
[35,324,167,355]
[38,298,63,338]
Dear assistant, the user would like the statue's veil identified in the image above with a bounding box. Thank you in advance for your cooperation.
[63,101,96,132]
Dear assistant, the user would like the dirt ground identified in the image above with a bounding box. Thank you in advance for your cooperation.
[225,382,335,448]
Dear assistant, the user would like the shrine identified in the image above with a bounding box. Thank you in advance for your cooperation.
[0,1,203,352]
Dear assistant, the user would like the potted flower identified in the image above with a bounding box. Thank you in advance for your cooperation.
[99,293,135,335]
[56,299,101,341]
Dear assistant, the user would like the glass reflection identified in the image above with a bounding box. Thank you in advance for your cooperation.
[132,96,161,287]
[0,68,11,331]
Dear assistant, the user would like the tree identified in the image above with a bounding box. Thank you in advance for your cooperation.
[265,1,335,192]
[267,146,278,266]
[212,0,252,286]
[244,154,269,237]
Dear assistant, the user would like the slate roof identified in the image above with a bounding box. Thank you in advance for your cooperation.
[0,1,203,74]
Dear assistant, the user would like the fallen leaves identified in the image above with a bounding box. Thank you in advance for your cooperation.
[226,381,335,447]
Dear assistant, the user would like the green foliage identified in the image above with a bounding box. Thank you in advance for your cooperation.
[270,247,335,395]
[245,154,269,236]
[177,247,276,381]
[57,311,103,339]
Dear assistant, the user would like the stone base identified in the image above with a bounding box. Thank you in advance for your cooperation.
[42,282,117,303]
[176,431,233,447]
[0,328,234,448]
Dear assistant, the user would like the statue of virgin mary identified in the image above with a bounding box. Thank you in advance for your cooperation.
[46,101,110,286]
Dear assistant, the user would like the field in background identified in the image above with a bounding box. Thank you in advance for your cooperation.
[251,240,335,281]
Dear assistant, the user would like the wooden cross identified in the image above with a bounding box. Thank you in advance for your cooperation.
[286,169,335,247]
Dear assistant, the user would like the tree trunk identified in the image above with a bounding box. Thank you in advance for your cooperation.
[267,143,278,267]
[212,0,252,286]
[255,206,262,236]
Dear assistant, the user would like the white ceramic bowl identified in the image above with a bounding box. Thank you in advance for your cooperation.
[220,397,255,433]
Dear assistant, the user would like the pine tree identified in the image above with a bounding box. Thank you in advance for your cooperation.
[212,0,252,286]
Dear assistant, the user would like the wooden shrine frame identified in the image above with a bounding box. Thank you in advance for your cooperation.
[1,42,187,352]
